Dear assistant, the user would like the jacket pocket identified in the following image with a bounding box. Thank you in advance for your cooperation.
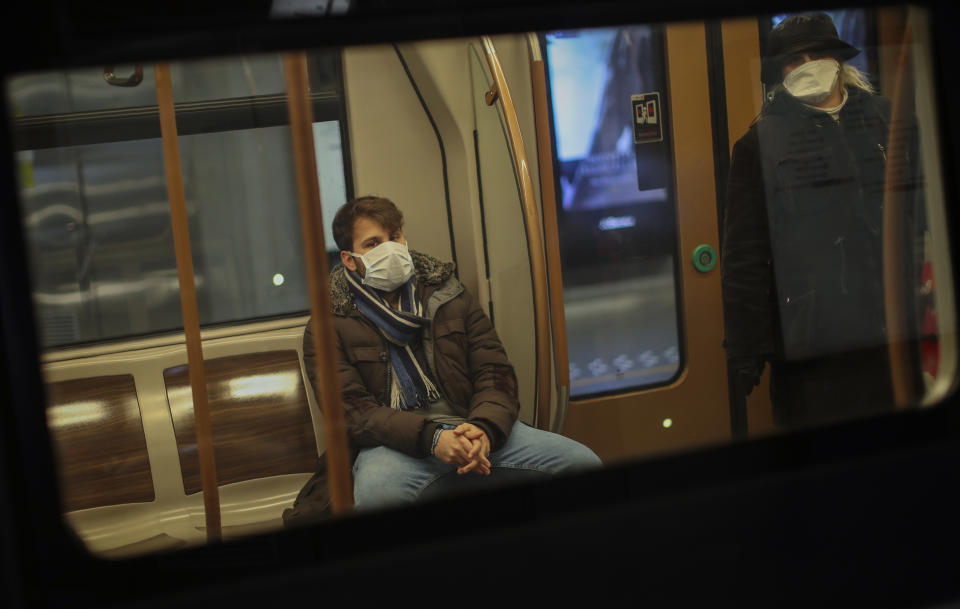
[435,318,468,356]
[347,346,384,363]
[434,318,466,336]
[346,345,388,401]
[433,318,470,385]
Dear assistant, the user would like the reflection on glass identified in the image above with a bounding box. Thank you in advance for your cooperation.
[544,26,682,397]
[722,9,942,429]
[227,372,301,399]
[47,399,109,428]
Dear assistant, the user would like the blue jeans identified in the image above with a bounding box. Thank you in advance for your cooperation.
[353,421,602,511]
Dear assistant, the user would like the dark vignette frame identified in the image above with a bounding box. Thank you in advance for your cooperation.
[1,1,959,607]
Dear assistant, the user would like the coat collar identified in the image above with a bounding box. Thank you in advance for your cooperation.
[329,249,456,315]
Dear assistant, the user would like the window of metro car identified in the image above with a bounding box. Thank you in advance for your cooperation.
[7,51,350,349]
[2,3,954,561]
[542,25,684,398]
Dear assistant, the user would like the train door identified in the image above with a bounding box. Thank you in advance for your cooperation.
[540,22,732,463]
[549,7,931,463]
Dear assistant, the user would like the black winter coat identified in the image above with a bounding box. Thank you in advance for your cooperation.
[722,86,918,427]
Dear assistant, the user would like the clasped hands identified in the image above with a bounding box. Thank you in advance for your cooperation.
[433,422,492,475]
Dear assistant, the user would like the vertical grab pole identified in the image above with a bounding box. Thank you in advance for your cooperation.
[526,33,571,433]
[480,36,553,432]
[883,15,917,408]
[283,51,354,513]
[155,62,222,541]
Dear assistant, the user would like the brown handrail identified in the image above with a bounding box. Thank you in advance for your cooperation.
[882,14,917,408]
[480,36,552,431]
[154,62,222,541]
[283,51,354,513]
[526,33,570,433]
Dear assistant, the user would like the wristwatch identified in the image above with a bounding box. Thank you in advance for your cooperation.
[430,426,444,456]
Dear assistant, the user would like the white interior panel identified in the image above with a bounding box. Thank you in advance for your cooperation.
[341,45,453,263]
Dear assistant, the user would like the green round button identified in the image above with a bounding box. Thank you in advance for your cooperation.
[692,244,717,273]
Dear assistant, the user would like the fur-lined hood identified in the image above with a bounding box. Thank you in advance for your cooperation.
[329,249,456,315]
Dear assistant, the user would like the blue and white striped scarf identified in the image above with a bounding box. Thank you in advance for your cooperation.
[344,269,440,410]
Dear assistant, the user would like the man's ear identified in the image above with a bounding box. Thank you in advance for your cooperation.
[341,250,357,271]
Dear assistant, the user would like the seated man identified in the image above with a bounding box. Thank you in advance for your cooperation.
[287,195,601,517]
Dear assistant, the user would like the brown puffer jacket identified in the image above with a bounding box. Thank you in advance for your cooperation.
[282,250,519,525]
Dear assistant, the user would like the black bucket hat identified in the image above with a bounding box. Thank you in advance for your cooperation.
[761,12,861,85]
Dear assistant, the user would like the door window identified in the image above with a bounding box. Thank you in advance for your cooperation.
[543,26,683,398]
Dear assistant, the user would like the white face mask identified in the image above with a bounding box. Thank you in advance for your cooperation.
[350,240,415,292]
[783,58,841,104]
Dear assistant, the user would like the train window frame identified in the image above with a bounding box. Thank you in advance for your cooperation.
[10,52,350,156]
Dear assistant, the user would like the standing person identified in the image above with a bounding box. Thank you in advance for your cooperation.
[284,196,600,522]
[721,13,919,428]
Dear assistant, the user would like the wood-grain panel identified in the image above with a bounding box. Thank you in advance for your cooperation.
[720,17,776,437]
[164,350,318,494]
[563,23,731,463]
[45,375,155,511]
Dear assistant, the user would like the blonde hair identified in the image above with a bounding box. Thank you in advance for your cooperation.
[839,63,876,94]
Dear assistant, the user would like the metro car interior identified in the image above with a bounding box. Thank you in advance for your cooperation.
[1,0,959,607]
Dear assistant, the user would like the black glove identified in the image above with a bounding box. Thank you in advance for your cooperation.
[729,356,764,397]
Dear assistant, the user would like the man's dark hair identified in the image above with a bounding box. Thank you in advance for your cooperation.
[332,196,404,252]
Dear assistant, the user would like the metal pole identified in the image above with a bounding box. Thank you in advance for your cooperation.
[155,62,222,541]
[481,36,553,432]
[527,33,569,433]
[283,51,354,513]
[882,16,917,408]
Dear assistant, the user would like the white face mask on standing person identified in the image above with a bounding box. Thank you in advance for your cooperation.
[783,58,841,104]
[350,240,415,292]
